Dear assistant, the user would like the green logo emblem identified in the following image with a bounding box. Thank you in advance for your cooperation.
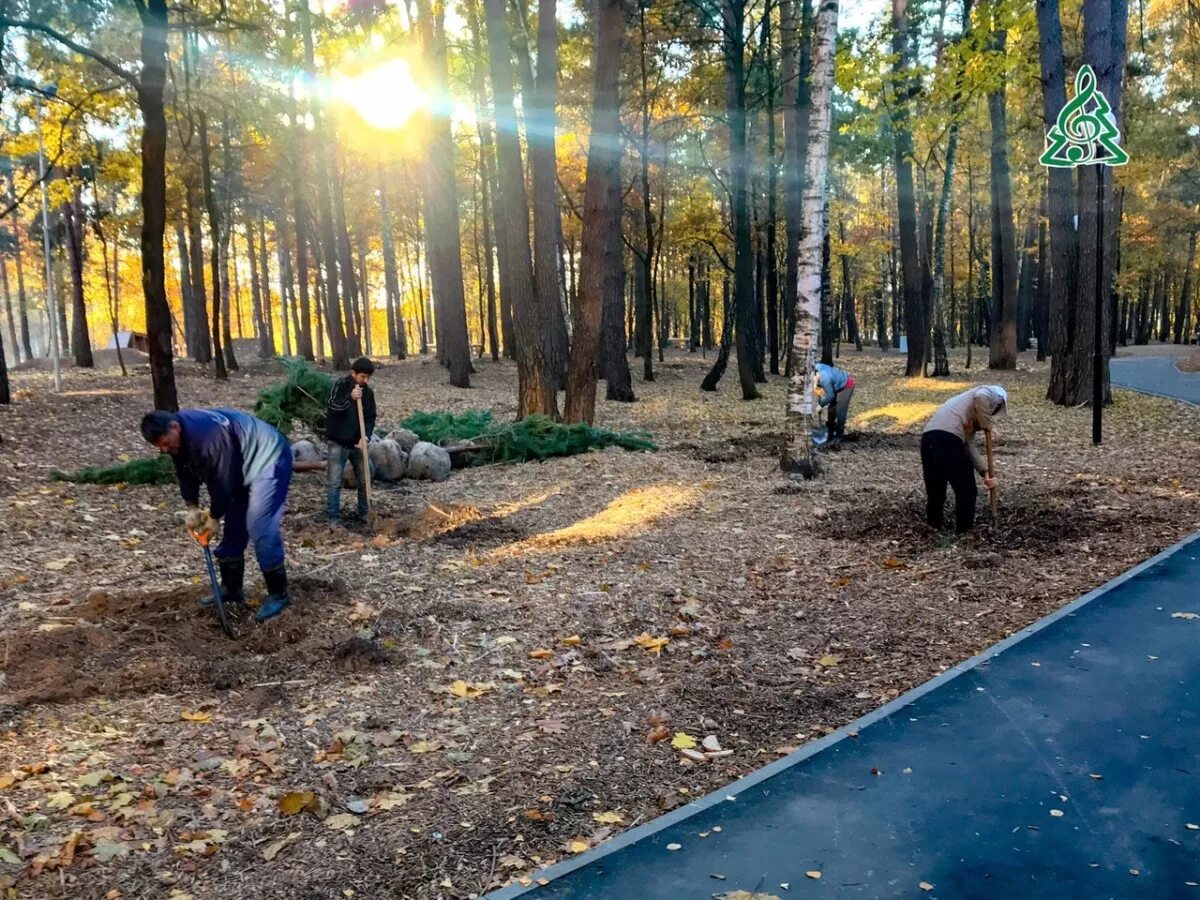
[1040,65,1129,169]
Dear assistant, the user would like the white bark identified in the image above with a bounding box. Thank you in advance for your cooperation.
[785,0,838,474]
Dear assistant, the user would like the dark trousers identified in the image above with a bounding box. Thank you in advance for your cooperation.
[921,430,977,532]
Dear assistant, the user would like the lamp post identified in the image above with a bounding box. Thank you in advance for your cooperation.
[34,83,62,392]
[8,77,65,391]
[1039,64,1128,447]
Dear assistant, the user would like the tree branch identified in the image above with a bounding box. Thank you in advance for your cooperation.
[0,18,139,88]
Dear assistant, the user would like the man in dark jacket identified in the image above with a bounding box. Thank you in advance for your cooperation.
[141,408,294,622]
[325,357,377,526]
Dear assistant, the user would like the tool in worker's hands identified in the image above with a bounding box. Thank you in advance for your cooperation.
[190,527,233,637]
[985,430,998,516]
[354,394,376,529]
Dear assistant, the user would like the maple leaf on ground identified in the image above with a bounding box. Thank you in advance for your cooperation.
[671,732,698,750]
[633,633,669,654]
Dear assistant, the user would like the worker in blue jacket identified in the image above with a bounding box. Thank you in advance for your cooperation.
[140,408,294,622]
[814,362,856,443]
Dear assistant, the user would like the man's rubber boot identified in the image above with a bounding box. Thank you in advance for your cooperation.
[256,564,292,622]
[202,556,245,608]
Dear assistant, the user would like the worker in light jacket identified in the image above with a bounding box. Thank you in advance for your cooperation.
[814,362,856,443]
[920,385,1007,533]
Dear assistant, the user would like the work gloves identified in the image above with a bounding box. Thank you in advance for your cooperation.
[184,506,219,537]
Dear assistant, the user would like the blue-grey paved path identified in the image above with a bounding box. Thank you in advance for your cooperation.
[486,535,1200,900]
[1111,356,1200,405]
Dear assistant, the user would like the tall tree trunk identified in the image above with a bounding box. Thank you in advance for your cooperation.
[63,186,93,367]
[1016,216,1037,352]
[138,0,178,409]
[2,249,17,366]
[565,0,626,422]
[930,1,971,376]
[331,164,361,357]
[276,212,301,357]
[218,123,237,372]
[356,236,372,356]
[838,219,860,351]
[987,15,1018,369]
[891,0,926,375]
[723,0,760,400]
[199,111,227,381]
[378,175,407,359]
[258,215,275,352]
[8,190,33,361]
[1035,0,1076,374]
[174,213,196,358]
[298,0,349,370]
[531,0,570,388]
[1176,228,1197,345]
[781,0,813,381]
[1035,186,1050,359]
[701,273,735,390]
[635,0,655,383]
[185,183,211,361]
[819,198,833,365]
[484,0,554,414]
[284,16,314,361]
[247,210,271,357]
[784,0,837,473]
[764,5,780,375]
[465,0,504,362]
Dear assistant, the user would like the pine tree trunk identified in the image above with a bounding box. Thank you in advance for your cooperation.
[565,0,626,422]
[1174,229,1197,344]
[986,19,1018,370]
[283,19,315,361]
[2,248,17,366]
[531,0,570,388]
[247,210,271,358]
[378,176,407,359]
[138,0,178,409]
[891,0,925,375]
[10,201,33,361]
[484,0,554,414]
[784,0,837,473]
[199,111,227,381]
[63,186,93,367]
[185,184,211,362]
[1035,187,1050,359]
[258,215,275,352]
[702,274,735,390]
[723,0,760,400]
[298,0,349,370]
[1016,216,1037,352]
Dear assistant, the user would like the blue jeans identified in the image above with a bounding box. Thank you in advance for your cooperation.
[216,448,292,572]
[326,441,369,522]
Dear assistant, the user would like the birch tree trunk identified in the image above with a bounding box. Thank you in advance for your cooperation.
[783,0,838,476]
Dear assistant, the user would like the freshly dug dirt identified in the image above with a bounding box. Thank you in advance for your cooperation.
[0,348,1197,899]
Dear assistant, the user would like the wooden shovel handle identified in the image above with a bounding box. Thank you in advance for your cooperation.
[985,430,998,515]
[354,395,373,505]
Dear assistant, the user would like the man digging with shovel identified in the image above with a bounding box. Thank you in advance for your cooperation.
[920,385,1007,533]
[325,357,377,529]
[141,408,295,622]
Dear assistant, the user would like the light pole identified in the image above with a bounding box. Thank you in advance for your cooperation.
[33,82,62,392]
[9,77,63,391]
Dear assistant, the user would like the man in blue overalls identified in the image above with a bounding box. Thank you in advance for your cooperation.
[141,408,294,622]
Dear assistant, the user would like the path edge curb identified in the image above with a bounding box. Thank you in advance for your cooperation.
[483,529,1200,899]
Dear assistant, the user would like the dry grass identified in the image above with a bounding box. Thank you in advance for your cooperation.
[0,347,1197,899]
